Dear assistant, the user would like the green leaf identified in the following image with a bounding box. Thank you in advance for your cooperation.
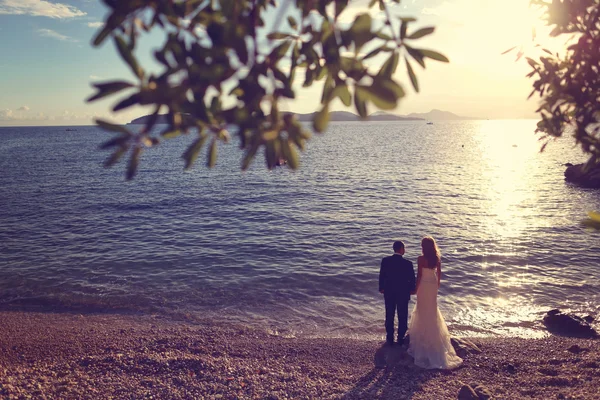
[335,0,349,18]
[161,130,181,139]
[278,41,293,59]
[407,27,435,39]
[267,32,291,40]
[354,86,368,118]
[264,140,279,169]
[361,82,397,110]
[406,59,419,92]
[262,129,279,141]
[207,137,217,167]
[321,19,333,42]
[332,84,352,106]
[104,146,127,168]
[352,13,372,33]
[87,81,134,102]
[382,79,405,99]
[316,65,328,81]
[287,16,298,30]
[321,75,335,104]
[92,13,125,47]
[93,25,112,47]
[127,146,141,180]
[420,49,449,62]
[501,46,517,55]
[96,119,132,135]
[378,52,399,78]
[182,134,207,170]
[291,135,306,151]
[242,144,259,171]
[363,47,383,60]
[313,106,330,133]
[281,139,299,170]
[405,45,426,68]
[349,13,372,51]
[99,136,129,150]
[112,93,141,112]
[400,20,408,40]
[234,39,249,64]
[375,31,393,41]
[526,57,539,68]
[114,36,144,79]
[303,68,315,87]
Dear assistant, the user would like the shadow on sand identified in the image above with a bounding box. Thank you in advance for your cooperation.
[343,342,456,399]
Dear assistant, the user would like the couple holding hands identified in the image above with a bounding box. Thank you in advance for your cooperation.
[379,236,463,370]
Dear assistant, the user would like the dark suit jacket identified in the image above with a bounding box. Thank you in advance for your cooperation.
[379,254,416,299]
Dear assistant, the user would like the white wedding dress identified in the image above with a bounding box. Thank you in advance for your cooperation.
[407,267,463,369]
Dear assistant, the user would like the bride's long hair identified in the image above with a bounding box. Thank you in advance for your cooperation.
[421,236,441,268]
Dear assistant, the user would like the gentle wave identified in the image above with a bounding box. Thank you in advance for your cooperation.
[0,121,599,339]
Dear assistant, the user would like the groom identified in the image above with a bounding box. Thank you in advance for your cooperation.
[379,240,416,346]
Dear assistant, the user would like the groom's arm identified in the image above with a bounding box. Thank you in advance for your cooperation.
[408,261,416,294]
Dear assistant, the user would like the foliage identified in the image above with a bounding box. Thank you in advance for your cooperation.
[88,0,447,179]
[517,0,600,170]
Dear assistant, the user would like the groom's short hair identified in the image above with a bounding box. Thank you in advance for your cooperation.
[393,241,405,252]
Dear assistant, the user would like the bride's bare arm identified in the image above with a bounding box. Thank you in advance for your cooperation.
[414,256,424,294]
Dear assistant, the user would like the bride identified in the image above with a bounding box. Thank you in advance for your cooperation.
[407,236,463,369]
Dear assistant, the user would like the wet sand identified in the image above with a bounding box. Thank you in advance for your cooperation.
[0,312,598,399]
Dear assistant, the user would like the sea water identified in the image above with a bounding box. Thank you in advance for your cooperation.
[0,120,598,338]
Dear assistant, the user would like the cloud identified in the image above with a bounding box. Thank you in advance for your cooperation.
[0,108,113,123]
[0,0,86,18]
[37,28,77,42]
[87,21,103,28]
[89,75,101,80]
[0,109,14,120]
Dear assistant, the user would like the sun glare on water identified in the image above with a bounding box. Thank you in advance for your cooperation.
[475,120,542,238]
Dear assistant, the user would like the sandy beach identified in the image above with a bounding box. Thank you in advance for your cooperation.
[0,312,598,399]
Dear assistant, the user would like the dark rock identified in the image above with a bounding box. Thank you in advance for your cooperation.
[505,363,516,373]
[564,163,574,167]
[582,361,599,368]
[451,338,482,358]
[473,384,493,399]
[564,162,600,188]
[583,315,595,323]
[458,384,479,400]
[539,367,559,376]
[543,310,598,338]
[541,377,573,387]
[567,344,587,354]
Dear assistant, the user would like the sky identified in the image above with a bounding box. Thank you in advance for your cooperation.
[0,0,559,126]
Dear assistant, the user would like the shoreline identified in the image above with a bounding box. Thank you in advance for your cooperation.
[0,311,598,399]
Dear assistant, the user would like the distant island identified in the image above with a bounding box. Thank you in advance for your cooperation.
[401,109,477,120]
[128,109,475,125]
[289,111,424,122]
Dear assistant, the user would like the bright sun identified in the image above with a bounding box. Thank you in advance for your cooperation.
[426,0,563,65]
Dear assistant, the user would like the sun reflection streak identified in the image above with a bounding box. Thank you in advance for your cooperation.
[476,121,541,238]
[449,295,549,338]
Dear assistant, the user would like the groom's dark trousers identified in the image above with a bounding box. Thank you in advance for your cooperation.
[379,254,416,342]
[384,293,410,342]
